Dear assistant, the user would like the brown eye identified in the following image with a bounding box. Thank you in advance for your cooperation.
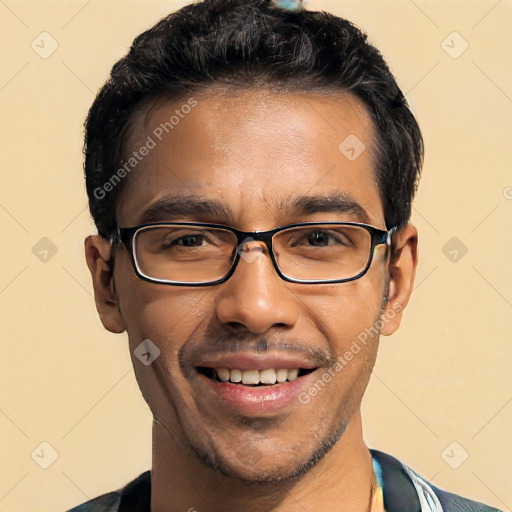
[173,234,205,247]
[307,231,331,246]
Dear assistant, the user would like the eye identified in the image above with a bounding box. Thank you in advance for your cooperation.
[171,234,205,247]
[298,229,351,247]
[306,230,332,246]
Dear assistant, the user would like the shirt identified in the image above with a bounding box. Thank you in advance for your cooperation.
[68,449,502,512]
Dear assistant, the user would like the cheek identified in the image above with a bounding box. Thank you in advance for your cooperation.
[126,290,211,344]
[300,276,386,356]
[118,285,214,411]
[114,254,213,348]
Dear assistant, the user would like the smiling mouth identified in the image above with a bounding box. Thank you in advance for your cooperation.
[197,367,317,386]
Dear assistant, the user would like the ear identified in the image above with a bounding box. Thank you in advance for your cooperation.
[380,223,419,336]
[84,235,126,334]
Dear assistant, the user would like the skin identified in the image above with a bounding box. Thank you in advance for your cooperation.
[85,90,418,512]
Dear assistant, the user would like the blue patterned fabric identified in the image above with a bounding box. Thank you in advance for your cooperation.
[271,0,304,12]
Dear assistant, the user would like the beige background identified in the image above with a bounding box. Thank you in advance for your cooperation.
[1,0,511,510]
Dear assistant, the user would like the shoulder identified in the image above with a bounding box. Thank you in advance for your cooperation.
[67,491,121,512]
[429,481,502,512]
[370,449,502,512]
[67,471,151,512]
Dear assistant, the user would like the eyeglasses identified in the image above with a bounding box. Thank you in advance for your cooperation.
[116,221,396,286]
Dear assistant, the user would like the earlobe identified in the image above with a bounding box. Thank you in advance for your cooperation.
[84,235,126,334]
[380,223,419,336]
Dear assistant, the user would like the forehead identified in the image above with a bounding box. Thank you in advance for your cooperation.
[117,90,384,229]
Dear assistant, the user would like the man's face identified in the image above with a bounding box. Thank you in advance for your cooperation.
[104,91,394,482]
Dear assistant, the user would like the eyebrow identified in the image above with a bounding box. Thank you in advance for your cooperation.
[139,195,233,224]
[289,193,370,223]
[138,192,370,225]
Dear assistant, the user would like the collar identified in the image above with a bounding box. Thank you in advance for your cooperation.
[371,449,443,512]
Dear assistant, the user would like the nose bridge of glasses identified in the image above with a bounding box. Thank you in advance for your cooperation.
[235,230,274,254]
[230,231,279,272]
[236,235,272,260]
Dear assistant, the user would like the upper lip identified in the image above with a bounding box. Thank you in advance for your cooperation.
[196,353,318,371]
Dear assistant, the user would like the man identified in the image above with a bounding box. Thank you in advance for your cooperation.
[72,0,500,510]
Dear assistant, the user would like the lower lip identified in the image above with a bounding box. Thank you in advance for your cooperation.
[197,370,319,415]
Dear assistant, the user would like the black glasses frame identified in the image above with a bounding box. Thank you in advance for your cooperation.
[116,221,396,286]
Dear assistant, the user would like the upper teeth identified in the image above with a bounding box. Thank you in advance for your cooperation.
[215,368,299,385]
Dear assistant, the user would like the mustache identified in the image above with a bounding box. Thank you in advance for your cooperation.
[179,331,335,371]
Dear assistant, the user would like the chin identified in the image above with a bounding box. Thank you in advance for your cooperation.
[190,420,347,485]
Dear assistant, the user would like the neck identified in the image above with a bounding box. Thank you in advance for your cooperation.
[150,411,375,512]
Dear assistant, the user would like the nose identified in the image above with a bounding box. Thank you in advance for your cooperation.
[215,241,301,334]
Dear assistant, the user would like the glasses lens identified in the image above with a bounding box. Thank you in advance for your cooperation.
[274,224,372,281]
[133,225,237,283]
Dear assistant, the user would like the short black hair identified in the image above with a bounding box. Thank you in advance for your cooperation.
[84,0,423,240]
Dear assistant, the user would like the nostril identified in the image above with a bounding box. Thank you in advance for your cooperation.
[226,321,245,329]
